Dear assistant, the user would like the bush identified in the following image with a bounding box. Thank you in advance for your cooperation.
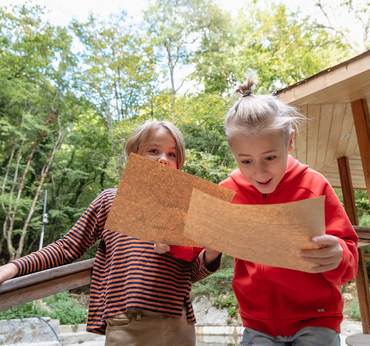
[192,255,234,298]
[214,294,239,318]
[345,297,362,321]
[0,301,50,320]
[0,291,88,325]
[192,255,238,318]
[42,292,88,325]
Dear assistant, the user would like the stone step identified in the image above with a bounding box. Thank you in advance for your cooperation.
[58,325,105,345]
[59,331,105,345]
[63,342,104,346]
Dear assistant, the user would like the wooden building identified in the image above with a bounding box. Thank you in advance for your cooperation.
[276,50,370,338]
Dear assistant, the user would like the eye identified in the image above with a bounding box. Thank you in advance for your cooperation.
[148,149,158,154]
[265,155,276,161]
[169,152,177,158]
[241,159,252,165]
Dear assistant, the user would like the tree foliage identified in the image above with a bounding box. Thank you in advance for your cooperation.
[144,0,226,118]
[193,1,352,93]
[71,12,158,178]
[0,0,368,265]
[312,0,370,54]
[0,5,77,260]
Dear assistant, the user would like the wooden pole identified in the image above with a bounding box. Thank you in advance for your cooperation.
[337,156,358,225]
[351,99,370,196]
[350,99,370,334]
[338,156,370,334]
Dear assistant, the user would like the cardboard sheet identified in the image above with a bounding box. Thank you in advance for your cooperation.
[104,153,235,246]
[183,189,326,272]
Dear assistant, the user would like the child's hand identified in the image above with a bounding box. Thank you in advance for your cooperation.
[204,247,221,267]
[301,235,343,274]
[154,244,170,254]
[0,263,18,284]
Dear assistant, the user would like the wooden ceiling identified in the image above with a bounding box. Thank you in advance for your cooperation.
[275,50,370,190]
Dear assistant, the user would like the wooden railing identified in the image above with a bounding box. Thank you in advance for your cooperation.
[0,258,94,312]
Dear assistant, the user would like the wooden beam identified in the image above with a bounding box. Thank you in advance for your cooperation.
[337,156,358,225]
[350,99,370,334]
[277,52,370,105]
[351,99,370,198]
[0,259,94,312]
[337,157,370,334]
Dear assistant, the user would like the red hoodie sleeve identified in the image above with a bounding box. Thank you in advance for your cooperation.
[320,182,358,286]
[168,245,204,262]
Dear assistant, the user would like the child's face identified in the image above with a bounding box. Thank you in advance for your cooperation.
[141,127,178,169]
[229,130,294,194]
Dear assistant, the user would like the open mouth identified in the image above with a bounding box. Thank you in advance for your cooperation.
[257,178,272,185]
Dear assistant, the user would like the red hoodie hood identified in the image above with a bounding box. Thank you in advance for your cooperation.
[229,155,309,200]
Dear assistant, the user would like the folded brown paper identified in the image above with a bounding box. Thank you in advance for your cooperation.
[104,153,235,246]
[184,189,325,272]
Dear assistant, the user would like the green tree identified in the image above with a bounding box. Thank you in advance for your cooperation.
[193,1,352,94]
[0,5,78,260]
[144,0,227,118]
[71,12,157,178]
[42,101,116,246]
[313,0,370,54]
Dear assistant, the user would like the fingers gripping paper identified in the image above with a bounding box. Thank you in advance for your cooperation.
[104,154,235,247]
[183,189,326,272]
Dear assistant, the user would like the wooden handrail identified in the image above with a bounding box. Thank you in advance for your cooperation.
[0,259,94,312]
[354,225,370,241]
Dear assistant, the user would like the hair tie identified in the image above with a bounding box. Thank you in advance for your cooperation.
[242,90,253,97]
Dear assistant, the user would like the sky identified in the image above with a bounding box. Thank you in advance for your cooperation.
[0,0,364,47]
[0,0,320,26]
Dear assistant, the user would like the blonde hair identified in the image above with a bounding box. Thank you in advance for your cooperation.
[225,74,305,142]
[125,120,185,169]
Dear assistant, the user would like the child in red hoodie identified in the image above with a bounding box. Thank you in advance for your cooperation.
[219,74,358,346]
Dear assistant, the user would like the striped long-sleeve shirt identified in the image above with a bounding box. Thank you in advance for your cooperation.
[11,189,221,335]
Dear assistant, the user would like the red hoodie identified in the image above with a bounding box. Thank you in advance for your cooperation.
[219,155,358,337]
[169,245,203,262]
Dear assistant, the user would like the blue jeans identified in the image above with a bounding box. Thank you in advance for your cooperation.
[240,326,340,346]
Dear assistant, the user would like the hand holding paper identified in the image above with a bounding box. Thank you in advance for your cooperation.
[301,235,343,273]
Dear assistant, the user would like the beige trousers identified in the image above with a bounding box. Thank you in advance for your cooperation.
[105,307,196,346]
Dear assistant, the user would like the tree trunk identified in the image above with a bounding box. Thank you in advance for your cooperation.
[15,112,64,259]
[1,110,60,261]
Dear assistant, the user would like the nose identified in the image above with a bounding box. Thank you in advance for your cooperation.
[158,154,168,165]
[255,161,267,175]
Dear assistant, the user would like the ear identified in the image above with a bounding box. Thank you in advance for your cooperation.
[288,130,295,152]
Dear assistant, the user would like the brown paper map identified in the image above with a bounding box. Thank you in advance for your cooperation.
[183,189,325,272]
[104,153,235,246]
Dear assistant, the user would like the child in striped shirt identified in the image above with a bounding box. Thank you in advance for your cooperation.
[0,120,222,346]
